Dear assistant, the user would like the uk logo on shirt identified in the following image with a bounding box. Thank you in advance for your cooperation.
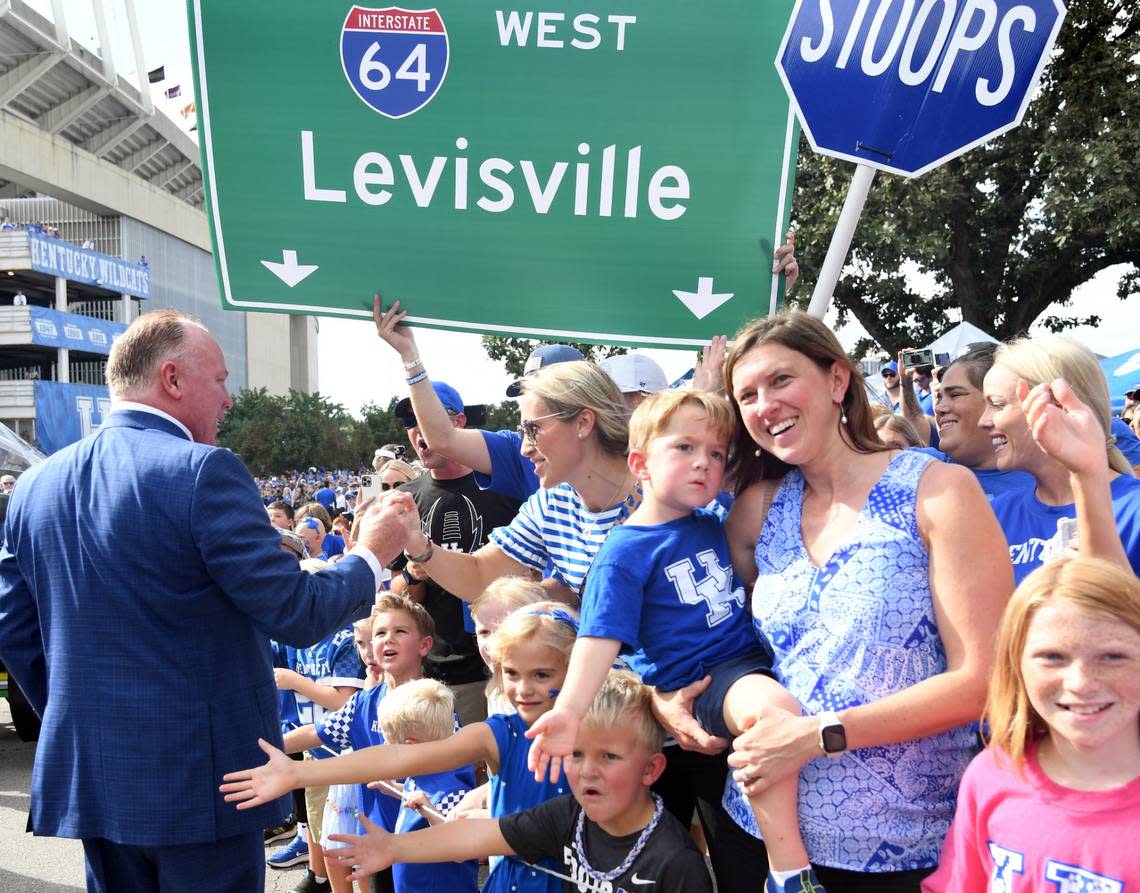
[987,844,1123,892]
[664,550,743,628]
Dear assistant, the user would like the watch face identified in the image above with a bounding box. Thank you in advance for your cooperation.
[822,725,846,754]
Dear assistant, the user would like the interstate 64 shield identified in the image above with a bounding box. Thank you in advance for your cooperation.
[340,7,449,119]
[189,1,798,347]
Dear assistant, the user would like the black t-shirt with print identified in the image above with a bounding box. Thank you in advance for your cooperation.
[392,472,519,685]
[499,794,713,893]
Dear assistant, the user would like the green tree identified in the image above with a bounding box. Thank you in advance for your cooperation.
[480,336,626,378]
[219,388,362,474]
[359,398,409,452]
[484,400,521,432]
[790,0,1138,356]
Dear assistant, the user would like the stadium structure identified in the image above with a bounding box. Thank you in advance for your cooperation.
[0,0,317,454]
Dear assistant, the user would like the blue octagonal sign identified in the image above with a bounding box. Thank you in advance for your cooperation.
[777,0,1067,177]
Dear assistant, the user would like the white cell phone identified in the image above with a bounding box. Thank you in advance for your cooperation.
[359,474,381,505]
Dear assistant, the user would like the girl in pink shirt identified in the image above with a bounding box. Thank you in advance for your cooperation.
[924,558,1140,892]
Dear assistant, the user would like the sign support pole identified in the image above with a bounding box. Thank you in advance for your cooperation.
[807,163,876,320]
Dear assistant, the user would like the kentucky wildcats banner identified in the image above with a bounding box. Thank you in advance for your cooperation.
[33,381,112,455]
[29,234,151,299]
[28,306,127,356]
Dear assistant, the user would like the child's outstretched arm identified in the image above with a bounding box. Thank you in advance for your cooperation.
[283,725,322,755]
[221,721,499,810]
[526,636,621,783]
[329,813,514,884]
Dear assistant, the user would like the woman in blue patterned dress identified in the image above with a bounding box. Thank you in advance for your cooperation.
[661,311,1013,893]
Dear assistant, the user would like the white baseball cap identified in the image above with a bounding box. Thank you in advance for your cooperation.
[600,353,669,395]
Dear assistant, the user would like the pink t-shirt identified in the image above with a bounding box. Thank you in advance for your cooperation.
[923,743,1140,892]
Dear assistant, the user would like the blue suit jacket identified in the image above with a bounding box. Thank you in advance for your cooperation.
[0,410,375,845]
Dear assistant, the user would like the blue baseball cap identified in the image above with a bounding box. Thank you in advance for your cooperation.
[505,344,585,397]
[881,362,899,375]
[394,382,486,428]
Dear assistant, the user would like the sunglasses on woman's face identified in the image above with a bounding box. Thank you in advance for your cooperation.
[380,481,396,491]
[517,411,569,446]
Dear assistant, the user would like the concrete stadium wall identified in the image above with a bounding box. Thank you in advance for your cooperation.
[245,312,294,396]
[0,109,209,252]
[119,217,247,393]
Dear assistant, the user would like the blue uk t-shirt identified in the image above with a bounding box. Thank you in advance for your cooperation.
[992,474,1140,584]
[914,448,1034,502]
[484,713,567,893]
[578,509,762,692]
[1112,418,1140,467]
[393,768,479,893]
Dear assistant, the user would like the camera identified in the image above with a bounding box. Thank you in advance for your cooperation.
[901,349,935,369]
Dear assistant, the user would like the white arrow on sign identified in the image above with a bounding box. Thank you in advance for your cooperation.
[261,250,319,287]
[672,277,734,320]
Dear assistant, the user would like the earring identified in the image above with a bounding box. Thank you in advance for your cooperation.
[754,448,761,458]
[841,411,848,425]
[578,433,585,439]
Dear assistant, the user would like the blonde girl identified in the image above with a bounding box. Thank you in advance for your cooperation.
[981,336,1140,583]
[471,577,548,709]
[924,558,1140,890]
[222,603,579,893]
[445,578,549,825]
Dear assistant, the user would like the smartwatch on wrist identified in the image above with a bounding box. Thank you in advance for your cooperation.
[818,711,846,757]
[400,567,421,587]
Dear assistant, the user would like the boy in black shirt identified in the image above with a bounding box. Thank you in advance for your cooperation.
[327,671,713,893]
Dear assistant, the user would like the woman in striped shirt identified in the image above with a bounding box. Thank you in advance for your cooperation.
[395,360,637,602]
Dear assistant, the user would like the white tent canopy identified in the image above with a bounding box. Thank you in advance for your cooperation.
[0,421,44,473]
[924,321,998,360]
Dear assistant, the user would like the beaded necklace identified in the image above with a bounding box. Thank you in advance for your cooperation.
[572,792,664,884]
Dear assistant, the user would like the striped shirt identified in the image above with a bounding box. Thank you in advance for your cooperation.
[490,483,642,593]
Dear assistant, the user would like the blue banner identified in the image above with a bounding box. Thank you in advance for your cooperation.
[28,306,126,355]
[33,381,112,455]
[28,234,151,299]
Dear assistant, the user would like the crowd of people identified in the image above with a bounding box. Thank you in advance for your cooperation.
[2,259,1140,893]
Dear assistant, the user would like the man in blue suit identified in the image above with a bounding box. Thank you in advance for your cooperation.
[0,309,406,892]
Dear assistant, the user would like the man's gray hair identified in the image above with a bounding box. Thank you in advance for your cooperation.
[106,310,207,398]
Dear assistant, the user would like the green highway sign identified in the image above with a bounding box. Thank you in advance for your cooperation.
[189,1,798,348]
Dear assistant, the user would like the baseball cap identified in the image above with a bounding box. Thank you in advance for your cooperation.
[600,353,669,395]
[505,344,585,397]
[881,362,899,375]
[394,381,486,428]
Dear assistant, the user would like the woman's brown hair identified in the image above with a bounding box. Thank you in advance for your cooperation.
[724,311,887,493]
